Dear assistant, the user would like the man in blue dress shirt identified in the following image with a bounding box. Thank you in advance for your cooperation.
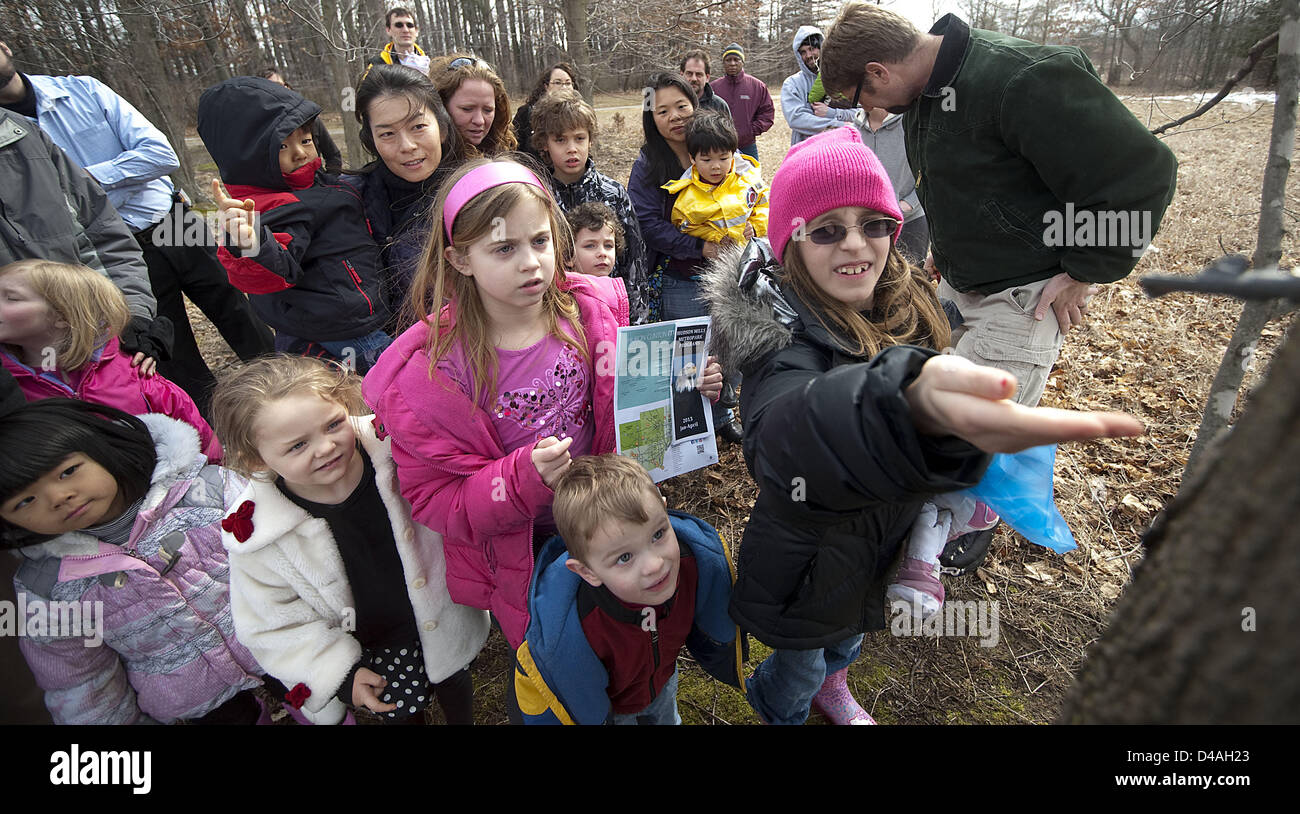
[0,41,273,414]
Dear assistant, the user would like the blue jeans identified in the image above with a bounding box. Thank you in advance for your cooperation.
[319,329,393,374]
[609,668,681,725]
[659,274,740,423]
[739,142,759,161]
[746,633,864,725]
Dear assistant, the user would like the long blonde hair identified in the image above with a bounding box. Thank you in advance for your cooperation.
[784,237,951,358]
[210,355,367,478]
[409,158,588,409]
[0,259,129,371]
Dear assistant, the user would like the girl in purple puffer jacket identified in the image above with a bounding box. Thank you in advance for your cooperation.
[1,399,263,724]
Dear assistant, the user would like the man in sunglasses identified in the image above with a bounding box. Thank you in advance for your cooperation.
[367,7,430,76]
[819,3,1177,412]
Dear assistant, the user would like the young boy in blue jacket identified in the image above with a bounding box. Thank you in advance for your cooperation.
[514,454,745,724]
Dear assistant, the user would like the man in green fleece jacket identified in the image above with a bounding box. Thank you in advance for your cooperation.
[819,4,1178,407]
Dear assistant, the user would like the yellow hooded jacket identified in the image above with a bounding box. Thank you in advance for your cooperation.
[663,152,769,244]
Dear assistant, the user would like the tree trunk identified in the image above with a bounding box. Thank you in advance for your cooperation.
[1059,311,1300,724]
[195,12,233,82]
[1062,0,1300,725]
[117,0,200,197]
[231,0,266,74]
[1185,0,1299,479]
[562,0,592,104]
[318,0,366,168]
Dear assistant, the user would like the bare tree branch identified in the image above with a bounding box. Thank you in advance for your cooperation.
[1151,30,1280,135]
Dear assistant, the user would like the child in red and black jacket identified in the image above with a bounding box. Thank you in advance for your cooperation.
[198,77,392,373]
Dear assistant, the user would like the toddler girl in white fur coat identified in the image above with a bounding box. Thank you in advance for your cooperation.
[214,355,489,724]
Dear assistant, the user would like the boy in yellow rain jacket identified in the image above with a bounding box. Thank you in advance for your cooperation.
[663,111,769,246]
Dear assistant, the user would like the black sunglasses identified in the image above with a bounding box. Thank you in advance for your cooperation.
[449,56,486,70]
[390,21,417,29]
[827,71,866,110]
[807,217,898,245]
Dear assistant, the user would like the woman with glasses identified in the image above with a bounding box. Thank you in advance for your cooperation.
[430,55,517,157]
[512,62,579,161]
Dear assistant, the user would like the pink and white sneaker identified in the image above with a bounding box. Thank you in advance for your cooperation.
[886,557,945,620]
[811,668,876,725]
[940,496,999,541]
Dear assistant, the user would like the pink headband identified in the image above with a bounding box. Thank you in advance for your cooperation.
[442,162,552,241]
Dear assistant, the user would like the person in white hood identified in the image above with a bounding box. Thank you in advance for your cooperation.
[781,25,858,145]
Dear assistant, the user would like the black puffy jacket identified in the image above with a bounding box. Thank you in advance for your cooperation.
[701,241,988,649]
[197,77,389,341]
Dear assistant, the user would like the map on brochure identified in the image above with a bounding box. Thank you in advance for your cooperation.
[614,316,720,482]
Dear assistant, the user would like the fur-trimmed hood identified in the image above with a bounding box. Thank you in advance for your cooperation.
[698,239,795,376]
[19,413,209,562]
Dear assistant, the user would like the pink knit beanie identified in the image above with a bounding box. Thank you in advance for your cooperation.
[768,126,903,264]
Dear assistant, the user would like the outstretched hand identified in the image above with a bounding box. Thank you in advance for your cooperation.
[904,354,1143,454]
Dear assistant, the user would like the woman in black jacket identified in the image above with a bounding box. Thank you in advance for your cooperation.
[627,73,743,443]
[341,64,464,331]
[701,127,1141,725]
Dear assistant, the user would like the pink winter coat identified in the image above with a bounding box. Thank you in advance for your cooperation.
[363,273,628,648]
[2,337,220,461]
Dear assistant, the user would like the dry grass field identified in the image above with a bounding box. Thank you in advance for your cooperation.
[188,88,1295,725]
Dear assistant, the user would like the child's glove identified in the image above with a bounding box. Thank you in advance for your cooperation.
[119,315,174,376]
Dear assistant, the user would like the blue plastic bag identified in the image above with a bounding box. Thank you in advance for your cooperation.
[956,444,1076,553]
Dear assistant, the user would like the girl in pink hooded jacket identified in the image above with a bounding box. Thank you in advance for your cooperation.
[0,259,220,460]
[363,159,721,719]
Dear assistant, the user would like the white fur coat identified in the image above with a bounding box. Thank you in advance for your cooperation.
[222,416,490,724]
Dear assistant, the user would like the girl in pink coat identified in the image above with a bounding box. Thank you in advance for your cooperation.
[0,259,219,460]
[363,159,721,721]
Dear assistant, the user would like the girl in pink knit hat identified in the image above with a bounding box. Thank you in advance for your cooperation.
[701,126,1141,725]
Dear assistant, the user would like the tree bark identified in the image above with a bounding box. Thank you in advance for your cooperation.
[317,0,366,168]
[562,0,593,104]
[116,0,200,197]
[1059,311,1300,724]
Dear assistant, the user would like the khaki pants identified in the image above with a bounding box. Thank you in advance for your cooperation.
[939,278,1064,407]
